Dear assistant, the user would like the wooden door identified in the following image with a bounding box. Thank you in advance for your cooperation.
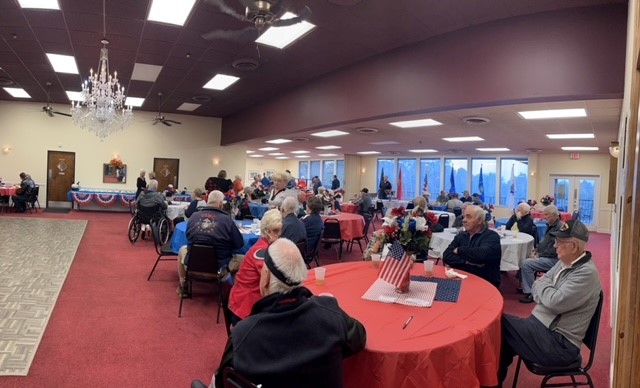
[153,158,180,192]
[47,151,75,207]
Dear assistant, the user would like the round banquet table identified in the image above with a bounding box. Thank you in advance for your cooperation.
[531,209,572,222]
[305,261,503,388]
[321,213,365,241]
[248,203,270,219]
[170,221,259,255]
[0,186,18,196]
[166,203,187,220]
[494,218,548,242]
[340,202,358,213]
[429,228,534,271]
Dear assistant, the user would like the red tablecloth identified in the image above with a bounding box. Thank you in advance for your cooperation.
[321,213,365,241]
[305,262,503,388]
[341,202,358,213]
[531,209,572,222]
[0,186,18,196]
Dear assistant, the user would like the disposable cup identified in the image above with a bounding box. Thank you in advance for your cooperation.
[315,267,326,285]
[424,260,434,277]
[500,225,506,232]
[371,253,381,269]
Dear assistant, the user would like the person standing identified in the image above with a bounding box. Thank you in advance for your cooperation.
[499,220,601,383]
[232,175,244,195]
[331,175,340,190]
[312,176,322,195]
[378,175,392,199]
[135,170,146,199]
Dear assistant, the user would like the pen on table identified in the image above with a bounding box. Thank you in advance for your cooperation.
[402,315,414,330]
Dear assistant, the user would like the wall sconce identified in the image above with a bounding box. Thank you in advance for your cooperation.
[530,171,536,177]
[212,158,219,166]
[2,146,11,154]
[609,142,620,158]
[112,153,120,160]
[361,167,366,174]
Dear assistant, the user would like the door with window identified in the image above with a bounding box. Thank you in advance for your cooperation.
[549,175,599,229]
[153,158,180,192]
[47,150,75,208]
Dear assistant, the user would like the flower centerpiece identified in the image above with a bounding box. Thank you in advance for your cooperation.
[540,195,555,206]
[365,207,438,292]
[527,199,538,207]
[223,190,245,218]
[109,158,124,170]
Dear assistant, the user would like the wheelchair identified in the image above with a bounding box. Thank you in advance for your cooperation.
[128,204,170,244]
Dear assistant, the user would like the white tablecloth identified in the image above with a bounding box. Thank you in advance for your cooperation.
[429,229,534,271]
[166,203,187,220]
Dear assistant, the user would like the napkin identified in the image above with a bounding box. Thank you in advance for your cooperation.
[445,268,467,279]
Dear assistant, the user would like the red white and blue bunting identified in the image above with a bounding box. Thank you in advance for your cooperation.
[72,192,94,206]
[120,194,136,206]
[95,193,118,207]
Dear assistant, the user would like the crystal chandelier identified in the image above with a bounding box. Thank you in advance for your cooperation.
[70,39,133,141]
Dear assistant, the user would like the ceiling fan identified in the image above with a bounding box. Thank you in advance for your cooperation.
[42,82,72,118]
[202,0,312,42]
[153,92,181,127]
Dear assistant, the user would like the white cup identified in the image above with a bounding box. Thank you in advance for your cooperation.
[424,260,434,277]
[500,225,506,233]
[371,253,381,269]
[314,267,326,285]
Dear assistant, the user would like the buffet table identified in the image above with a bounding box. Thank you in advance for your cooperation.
[305,261,502,388]
[68,189,191,212]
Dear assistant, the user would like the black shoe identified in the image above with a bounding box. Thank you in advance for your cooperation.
[519,294,534,304]
[515,287,524,294]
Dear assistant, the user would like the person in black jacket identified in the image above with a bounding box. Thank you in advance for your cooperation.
[205,238,366,388]
[443,205,502,287]
[135,170,146,199]
[505,202,538,245]
[280,196,306,244]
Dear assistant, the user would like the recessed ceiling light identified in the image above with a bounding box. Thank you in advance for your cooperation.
[125,97,145,107]
[318,153,338,157]
[561,147,599,151]
[389,118,442,128]
[518,108,587,119]
[275,156,290,159]
[66,91,82,101]
[46,53,79,74]
[268,152,285,156]
[249,154,264,158]
[476,148,510,152]
[357,151,381,155]
[370,141,400,145]
[443,136,484,142]
[295,155,310,158]
[131,63,163,82]
[546,133,595,139]
[18,0,59,9]
[311,130,349,138]
[256,12,316,49]
[291,150,310,154]
[203,74,240,91]
[315,145,341,150]
[408,149,437,153]
[259,147,279,151]
[177,102,201,111]
[3,87,31,98]
[246,150,255,154]
[147,0,196,26]
[266,138,292,144]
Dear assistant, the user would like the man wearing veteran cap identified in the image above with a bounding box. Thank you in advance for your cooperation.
[208,238,366,388]
[498,220,602,383]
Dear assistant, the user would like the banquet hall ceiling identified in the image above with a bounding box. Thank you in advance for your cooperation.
[0,0,626,155]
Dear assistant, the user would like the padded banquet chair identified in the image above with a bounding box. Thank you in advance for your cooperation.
[437,213,450,229]
[374,201,385,221]
[26,185,40,213]
[223,367,259,388]
[368,205,377,231]
[572,209,580,221]
[512,291,603,388]
[453,206,462,218]
[178,244,224,319]
[302,235,322,268]
[217,267,234,336]
[147,221,178,281]
[348,213,372,253]
[321,218,344,262]
[0,195,9,213]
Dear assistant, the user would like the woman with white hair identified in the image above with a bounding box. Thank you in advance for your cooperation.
[228,208,283,323]
[268,171,298,209]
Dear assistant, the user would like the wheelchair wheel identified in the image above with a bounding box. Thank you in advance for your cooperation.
[157,217,170,244]
[128,216,141,243]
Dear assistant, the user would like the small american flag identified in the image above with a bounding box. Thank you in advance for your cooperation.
[379,241,412,288]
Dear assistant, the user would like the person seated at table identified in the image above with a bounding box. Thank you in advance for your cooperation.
[297,176,308,190]
[285,170,296,189]
[498,220,601,384]
[177,191,244,298]
[302,197,324,259]
[163,184,177,198]
[203,238,367,388]
[352,187,372,216]
[228,209,283,323]
[443,205,502,288]
[280,197,307,244]
[135,169,146,199]
[250,174,263,190]
[471,193,484,206]
[518,205,565,303]
[205,169,233,194]
[460,190,472,203]
[435,190,449,204]
[505,202,538,245]
[12,172,35,213]
[445,192,464,212]
[232,175,244,195]
[184,187,207,219]
[268,171,298,209]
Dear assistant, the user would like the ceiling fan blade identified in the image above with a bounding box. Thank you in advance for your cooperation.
[152,120,159,125]
[202,26,258,42]
[161,120,172,126]
[207,0,246,21]
[165,120,181,124]
[53,111,72,117]
[269,0,285,16]
[272,6,311,27]
[47,110,54,117]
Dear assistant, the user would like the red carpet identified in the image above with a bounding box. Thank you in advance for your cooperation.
[0,211,611,387]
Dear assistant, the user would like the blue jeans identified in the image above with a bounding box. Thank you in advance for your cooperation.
[521,257,558,294]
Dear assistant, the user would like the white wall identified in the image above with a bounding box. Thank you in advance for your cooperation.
[0,101,246,198]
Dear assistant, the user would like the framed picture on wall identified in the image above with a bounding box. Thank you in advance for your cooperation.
[103,163,127,184]
[248,170,259,181]
[265,169,274,178]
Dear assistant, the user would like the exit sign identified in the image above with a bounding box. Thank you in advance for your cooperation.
[570,152,580,160]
